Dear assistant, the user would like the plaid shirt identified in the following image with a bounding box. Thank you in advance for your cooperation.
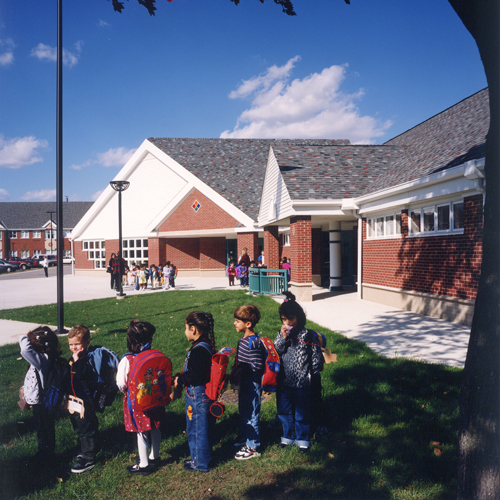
[110,257,127,274]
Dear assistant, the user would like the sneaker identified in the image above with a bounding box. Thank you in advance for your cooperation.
[127,463,152,476]
[299,446,309,453]
[235,446,261,460]
[71,457,96,474]
[149,457,161,470]
[279,442,289,449]
[183,460,198,472]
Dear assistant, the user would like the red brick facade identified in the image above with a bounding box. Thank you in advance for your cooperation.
[363,194,483,300]
[74,240,94,270]
[290,216,312,283]
[0,230,71,259]
[200,237,226,269]
[264,226,280,269]
[159,188,239,232]
[237,232,259,263]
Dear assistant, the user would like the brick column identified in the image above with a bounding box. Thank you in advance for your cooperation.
[289,216,313,301]
[264,226,280,269]
[237,232,259,263]
[148,238,160,266]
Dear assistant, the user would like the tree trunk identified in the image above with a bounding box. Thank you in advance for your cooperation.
[451,1,500,498]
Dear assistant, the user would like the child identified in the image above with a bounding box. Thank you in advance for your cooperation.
[237,262,248,287]
[226,261,236,286]
[139,265,147,291]
[169,263,177,288]
[151,265,159,290]
[163,261,171,290]
[116,321,163,476]
[274,292,323,452]
[229,305,267,460]
[19,326,62,465]
[173,311,216,472]
[67,325,101,473]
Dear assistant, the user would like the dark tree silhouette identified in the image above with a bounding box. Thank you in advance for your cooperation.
[112,1,500,497]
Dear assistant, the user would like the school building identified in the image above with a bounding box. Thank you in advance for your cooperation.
[71,88,489,325]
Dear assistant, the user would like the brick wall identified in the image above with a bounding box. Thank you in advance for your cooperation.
[237,232,259,263]
[290,216,312,283]
[165,238,200,269]
[200,237,226,269]
[4,233,72,258]
[74,241,94,270]
[159,188,239,232]
[363,194,483,300]
[148,238,161,265]
[312,228,322,275]
[264,226,280,269]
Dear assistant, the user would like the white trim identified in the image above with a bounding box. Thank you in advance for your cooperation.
[158,228,238,238]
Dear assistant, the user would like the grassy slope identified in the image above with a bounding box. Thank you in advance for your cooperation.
[0,290,462,500]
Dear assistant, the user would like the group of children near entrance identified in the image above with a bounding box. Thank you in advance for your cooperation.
[19,292,326,475]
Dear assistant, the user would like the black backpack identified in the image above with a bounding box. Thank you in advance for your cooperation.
[35,356,70,412]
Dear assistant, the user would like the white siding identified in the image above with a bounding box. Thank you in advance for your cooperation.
[258,148,293,226]
[81,153,188,240]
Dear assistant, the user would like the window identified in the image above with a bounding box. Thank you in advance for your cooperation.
[409,201,465,236]
[9,231,17,239]
[367,213,402,239]
[9,251,18,257]
[122,238,148,267]
[83,240,106,269]
[281,232,290,247]
[21,250,29,258]
[33,231,41,238]
[45,230,56,239]
[21,231,29,239]
[0,250,2,258]
[33,250,41,257]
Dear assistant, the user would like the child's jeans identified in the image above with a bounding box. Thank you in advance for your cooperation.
[32,404,55,458]
[185,385,214,471]
[70,409,99,461]
[276,386,311,448]
[238,376,262,450]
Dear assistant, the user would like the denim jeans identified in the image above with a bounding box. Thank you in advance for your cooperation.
[276,386,311,448]
[185,385,213,471]
[238,376,262,450]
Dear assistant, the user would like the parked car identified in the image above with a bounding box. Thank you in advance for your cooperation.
[5,256,33,270]
[35,255,58,267]
[63,255,75,264]
[0,259,19,273]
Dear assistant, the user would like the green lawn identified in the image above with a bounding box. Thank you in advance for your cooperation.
[0,290,462,499]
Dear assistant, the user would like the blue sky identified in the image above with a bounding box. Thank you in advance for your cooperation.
[0,0,487,202]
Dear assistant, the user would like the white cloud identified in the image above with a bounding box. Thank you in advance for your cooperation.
[30,41,83,68]
[221,57,392,144]
[0,135,49,169]
[98,19,110,27]
[0,188,10,200]
[0,38,15,66]
[92,190,104,201]
[20,189,56,201]
[69,147,136,171]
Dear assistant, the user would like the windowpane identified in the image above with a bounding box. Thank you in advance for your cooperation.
[136,250,142,258]
[454,202,464,229]
[129,240,135,248]
[144,250,148,258]
[136,240,141,248]
[83,241,88,250]
[123,240,128,248]
[410,210,421,233]
[423,207,435,232]
[386,215,394,235]
[376,217,384,236]
[143,239,148,248]
[395,214,401,234]
[130,250,135,258]
[438,205,450,230]
[89,251,94,259]
[95,260,101,269]
[123,250,128,258]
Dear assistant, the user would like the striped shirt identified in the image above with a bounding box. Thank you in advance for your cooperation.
[236,335,267,377]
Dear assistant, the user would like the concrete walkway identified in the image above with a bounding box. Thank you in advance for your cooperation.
[0,273,470,367]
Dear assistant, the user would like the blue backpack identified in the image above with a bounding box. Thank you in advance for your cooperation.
[87,345,120,412]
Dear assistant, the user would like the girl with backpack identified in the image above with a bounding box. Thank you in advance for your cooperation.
[116,321,164,476]
[19,326,63,464]
[173,311,216,472]
[274,292,323,452]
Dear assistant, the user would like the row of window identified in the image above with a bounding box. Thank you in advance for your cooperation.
[83,239,149,269]
[7,250,60,258]
[3,230,70,239]
[367,201,465,239]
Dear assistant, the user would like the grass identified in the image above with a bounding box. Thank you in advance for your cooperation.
[0,290,462,500]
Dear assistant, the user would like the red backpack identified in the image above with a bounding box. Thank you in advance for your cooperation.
[126,349,172,414]
[259,336,281,392]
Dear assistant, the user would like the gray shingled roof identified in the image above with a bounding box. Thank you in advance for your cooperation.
[370,88,489,192]
[149,138,349,221]
[272,143,400,199]
[0,202,93,230]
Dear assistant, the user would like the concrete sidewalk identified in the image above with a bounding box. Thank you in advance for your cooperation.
[0,273,470,367]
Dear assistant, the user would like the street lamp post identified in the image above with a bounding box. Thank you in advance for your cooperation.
[110,181,130,298]
[46,210,55,255]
